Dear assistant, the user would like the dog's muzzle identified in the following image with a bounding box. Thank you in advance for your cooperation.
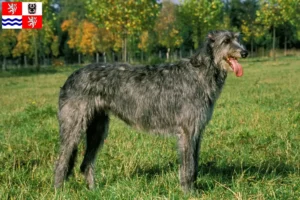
[241,50,248,58]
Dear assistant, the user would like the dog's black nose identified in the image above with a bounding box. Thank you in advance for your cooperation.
[241,50,248,58]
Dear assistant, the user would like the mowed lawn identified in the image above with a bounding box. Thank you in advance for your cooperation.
[0,57,299,199]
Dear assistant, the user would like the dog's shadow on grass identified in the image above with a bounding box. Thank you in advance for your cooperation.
[132,161,176,180]
[129,159,296,191]
[195,160,297,191]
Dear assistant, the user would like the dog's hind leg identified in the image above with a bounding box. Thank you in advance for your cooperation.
[54,101,88,188]
[177,126,202,192]
[80,111,109,189]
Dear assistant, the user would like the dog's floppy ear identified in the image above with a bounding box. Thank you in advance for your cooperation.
[207,34,215,42]
[234,32,240,38]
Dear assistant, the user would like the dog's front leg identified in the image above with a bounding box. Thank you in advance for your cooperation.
[177,127,202,192]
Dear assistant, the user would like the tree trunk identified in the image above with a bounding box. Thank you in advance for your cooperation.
[159,50,162,59]
[180,49,182,59]
[166,48,170,61]
[78,53,81,64]
[251,38,254,57]
[24,55,27,68]
[272,26,276,61]
[255,45,258,57]
[175,50,178,61]
[33,33,39,71]
[43,54,46,66]
[122,37,127,62]
[103,52,106,63]
[2,57,6,71]
[284,33,287,56]
[141,51,144,62]
[96,52,99,63]
[190,49,193,57]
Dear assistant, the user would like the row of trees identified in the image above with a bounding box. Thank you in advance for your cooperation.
[1,0,300,70]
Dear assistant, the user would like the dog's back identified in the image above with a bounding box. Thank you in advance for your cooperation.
[59,60,221,133]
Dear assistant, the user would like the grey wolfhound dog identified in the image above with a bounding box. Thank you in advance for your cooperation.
[54,30,248,192]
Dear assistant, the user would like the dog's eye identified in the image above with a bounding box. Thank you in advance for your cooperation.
[223,39,230,44]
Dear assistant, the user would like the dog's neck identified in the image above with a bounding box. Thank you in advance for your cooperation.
[190,43,227,85]
[189,43,227,102]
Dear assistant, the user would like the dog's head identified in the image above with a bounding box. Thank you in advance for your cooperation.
[207,30,248,77]
[28,3,36,14]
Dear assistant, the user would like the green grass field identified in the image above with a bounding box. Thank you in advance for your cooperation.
[0,57,300,199]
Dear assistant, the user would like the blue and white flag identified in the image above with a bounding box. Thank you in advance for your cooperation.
[2,16,22,29]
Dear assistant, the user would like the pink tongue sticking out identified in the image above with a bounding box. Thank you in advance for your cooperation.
[229,58,243,77]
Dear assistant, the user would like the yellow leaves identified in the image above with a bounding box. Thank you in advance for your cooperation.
[63,17,118,55]
[138,31,149,51]
[61,12,78,32]
[175,39,183,46]
[1,29,16,39]
[42,22,55,47]
[241,25,250,42]
[154,0,182,49]
[170,28,179,37]
[80,21,99,55]
[87,0,159,38]
[128,0,134,5]
[171,28,183,46]
[61,16,82,51]
[51,35,59,57]
[61,20,72,31]
[256,0,293,27]
[105,21,110,27]
[212,2,217,9]
[13,30,32,57]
